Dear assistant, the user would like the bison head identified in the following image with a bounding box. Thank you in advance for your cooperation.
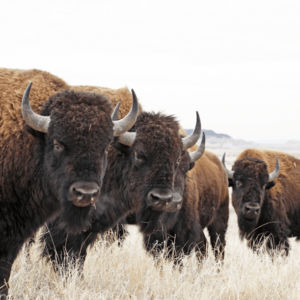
[111,107,205,235]
[222,154,279,237]
[22,82,138,233]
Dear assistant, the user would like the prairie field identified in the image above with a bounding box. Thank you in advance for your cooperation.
[7,149,300,300]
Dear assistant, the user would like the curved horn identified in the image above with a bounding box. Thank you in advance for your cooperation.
[22,82,50,133]
[118,132,136,147]
[111,102,121,121]
[113,89,139,136]
[189,132,205,163]
[222,153,234,179]
[182,112,201,151]
[268,157,280,182]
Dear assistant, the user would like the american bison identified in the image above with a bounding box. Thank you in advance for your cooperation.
[41,111,205,269]
[222,149,300,255]
[137,143,229,262]
[0,68,138,296]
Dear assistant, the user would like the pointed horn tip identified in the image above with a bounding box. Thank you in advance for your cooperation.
[23,82,33,102]
[222,153,226,163]
[268,156,280,182]
[111,102,121,121]
[130,89,138,111]
[131,89,137,100]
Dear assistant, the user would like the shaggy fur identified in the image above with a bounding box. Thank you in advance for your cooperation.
[230,149,300,255]
[0,68,115,296]
[71,85,142,118]
[140,148,229,261]
[41,112,188,268]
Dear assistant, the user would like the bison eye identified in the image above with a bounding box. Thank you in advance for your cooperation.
[177,157,181,165]
[235,180,242,188]
[134,151,146,162]
[53,139,64,153]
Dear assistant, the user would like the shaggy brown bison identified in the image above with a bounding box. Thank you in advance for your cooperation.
[138,143,229,262]
[0,68,138,296]
[41,111,205,269]
[222,149,300,255]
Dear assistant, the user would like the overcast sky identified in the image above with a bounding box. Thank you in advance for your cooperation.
[1,0,299,142]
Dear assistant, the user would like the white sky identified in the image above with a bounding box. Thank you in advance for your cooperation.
[1,0,299,142]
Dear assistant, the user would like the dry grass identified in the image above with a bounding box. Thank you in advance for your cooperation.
[6,149,300,300]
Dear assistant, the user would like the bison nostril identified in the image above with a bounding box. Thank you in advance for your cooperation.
[73,188,82,197]
[150,193,160,203]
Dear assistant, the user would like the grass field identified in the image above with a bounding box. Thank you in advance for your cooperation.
[6,149,300,300]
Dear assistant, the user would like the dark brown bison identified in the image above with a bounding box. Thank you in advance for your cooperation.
[137,143,229,262]
[41,111,205,269]
[222,149,300,255]
[0,68,138,296]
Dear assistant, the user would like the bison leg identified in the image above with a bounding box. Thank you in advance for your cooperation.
[143,230,168,257]
[0,241,23,298]
[181,222,206,261]
[111,220,129,245]
[207,200,229,261]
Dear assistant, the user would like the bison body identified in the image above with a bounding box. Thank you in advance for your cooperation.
[223,149,300,254]
[0,68,138,295]
[140,148,229,260]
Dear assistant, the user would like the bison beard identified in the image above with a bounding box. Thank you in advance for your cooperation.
[238,213,259,239]
[59,203,93,234]
[137,203,165,236]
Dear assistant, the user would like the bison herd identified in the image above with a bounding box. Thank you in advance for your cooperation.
[0,68,299,297]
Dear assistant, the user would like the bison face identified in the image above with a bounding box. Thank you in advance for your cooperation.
[227,157,278,237]
[22,84,138,234]
[25,90,114,233]
[130,124,182,213]
[131,147,195,235]
[112,112,204,236]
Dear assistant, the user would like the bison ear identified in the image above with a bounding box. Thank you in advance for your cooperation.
[24,124,45,140]
[112,137,131,155]
[189,162,195,171]
[266,181,276,190]
[228,179,233,187]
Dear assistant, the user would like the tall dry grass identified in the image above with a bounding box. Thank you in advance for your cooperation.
[6,149,300,299]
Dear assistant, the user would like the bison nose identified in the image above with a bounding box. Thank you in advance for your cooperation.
[69,181,100,207]
[147,188,173,211]
[243,203,260,220]
[166,192,183,213]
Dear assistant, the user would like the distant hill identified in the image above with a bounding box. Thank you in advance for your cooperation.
[184,129,300,150]
[185,129,231,139]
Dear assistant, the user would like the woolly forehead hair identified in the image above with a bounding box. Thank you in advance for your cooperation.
[40,90,114,139]
[135,112,180,133]
[233,157,269,180]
